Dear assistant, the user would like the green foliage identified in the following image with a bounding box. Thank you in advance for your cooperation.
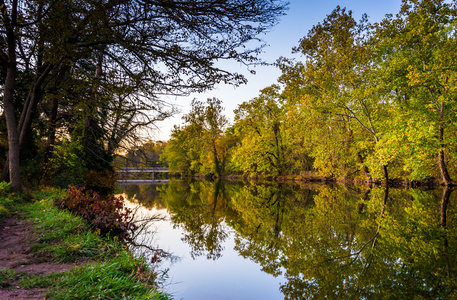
[0,181,12,195]
[0,182,18,220]
[375,0,457,182]
[161,125,198,174]
[0,205,10,218]
[231,86,291,176]
[226,0,457,183]
[162,98,231,177]
[277,7,390,180]
[45,138,85,188]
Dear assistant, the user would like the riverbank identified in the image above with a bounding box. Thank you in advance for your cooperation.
[0,185,170,299]
[220,173,443,190]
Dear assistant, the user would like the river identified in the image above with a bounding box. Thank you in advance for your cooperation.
[115,180,457,299]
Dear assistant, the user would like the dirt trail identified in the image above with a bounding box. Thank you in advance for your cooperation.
[0,216,74,299]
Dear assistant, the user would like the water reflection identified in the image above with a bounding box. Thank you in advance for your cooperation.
[116,180,457,299]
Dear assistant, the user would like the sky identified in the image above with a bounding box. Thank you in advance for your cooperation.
[153,0,403,141]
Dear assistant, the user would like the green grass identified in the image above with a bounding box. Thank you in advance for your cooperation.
[21,255,170,300]
[0,268,23,288]
[0,185,172,299]
[22,257,170,300]
[24,192,107,263]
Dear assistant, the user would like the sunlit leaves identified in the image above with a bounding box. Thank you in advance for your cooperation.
[231,85,292,176]
[278,6,391,180]
[376,0,457,183]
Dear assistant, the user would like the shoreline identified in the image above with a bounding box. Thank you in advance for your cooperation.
[0,187,171,299]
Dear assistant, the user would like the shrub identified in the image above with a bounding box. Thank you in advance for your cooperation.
[57,186,136,239]
[45,138,85,188]
[0,182,12,196]
[0,182,14,220]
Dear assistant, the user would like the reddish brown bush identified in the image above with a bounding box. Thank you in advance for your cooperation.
[58,186,136,238]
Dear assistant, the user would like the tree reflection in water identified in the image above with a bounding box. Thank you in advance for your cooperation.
[117,180,457,299]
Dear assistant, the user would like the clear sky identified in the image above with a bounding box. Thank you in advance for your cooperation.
[153,0,403,141]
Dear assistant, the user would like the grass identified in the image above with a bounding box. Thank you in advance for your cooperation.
[20,257,169,300]
[0,185,172,299]
[0,268,22,288]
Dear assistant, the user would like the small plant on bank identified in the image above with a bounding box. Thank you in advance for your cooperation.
[56,185,136,239]
[0,268,22,288]
[0,182,23,220]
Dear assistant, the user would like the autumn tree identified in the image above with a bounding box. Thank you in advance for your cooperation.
[161,124,201,174]
[279,7,391,181]
[163,98,230,177]
[231,85,288,176]
[375,0,457,185]
[114,140,167,170]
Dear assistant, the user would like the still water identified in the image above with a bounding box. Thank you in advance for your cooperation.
[115,180,457,299]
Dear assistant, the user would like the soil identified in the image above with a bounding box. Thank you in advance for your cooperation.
[0,216,75,299]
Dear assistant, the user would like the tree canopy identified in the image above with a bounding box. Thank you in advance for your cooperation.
[163,0,457,186]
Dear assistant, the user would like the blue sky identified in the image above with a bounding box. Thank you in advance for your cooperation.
[154,0,403,141]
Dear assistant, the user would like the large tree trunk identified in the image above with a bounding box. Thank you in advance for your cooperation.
[1,0,21,192]
[0,62,51,182]
[438,148,453,186]
[438,126,453,186]
[3,53,21,192]
[1,7,52,183]
[438,105,454,186]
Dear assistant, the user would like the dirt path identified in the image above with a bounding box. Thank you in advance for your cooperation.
[0,216,74,299]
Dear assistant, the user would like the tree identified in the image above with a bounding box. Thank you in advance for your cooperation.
[162,98,231,177]
[375,0,457,185]
[0,0,22,191]
[279,7,391,181]
[231,85,288,176]
[185,98,229,176]
[161,124,200,174]
[0,0,288,191]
